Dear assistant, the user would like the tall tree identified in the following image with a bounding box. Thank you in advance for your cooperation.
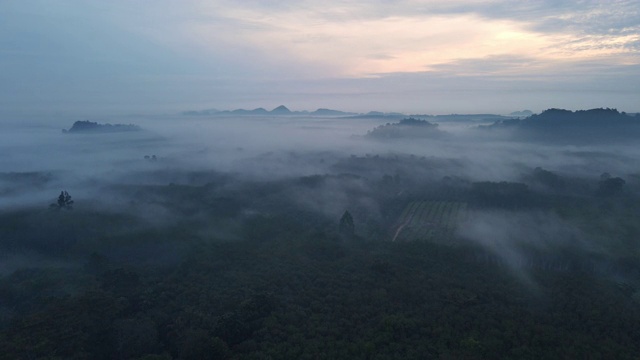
[339,210,355,237]
[52,190,74,210]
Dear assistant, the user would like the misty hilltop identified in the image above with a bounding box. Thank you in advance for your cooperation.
[365,117,446,139]
[484,108,640,143]
[63,120,141,134]
[515,108,638,126]
[510,110,534,117]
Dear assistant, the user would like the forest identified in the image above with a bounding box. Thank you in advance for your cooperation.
[1,109,640,359]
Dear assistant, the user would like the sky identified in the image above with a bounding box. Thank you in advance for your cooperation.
[1,0,639,116]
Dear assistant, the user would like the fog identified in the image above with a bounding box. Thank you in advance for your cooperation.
[4,113,635,183]
[1,111,639,284]
[3,108,640,358]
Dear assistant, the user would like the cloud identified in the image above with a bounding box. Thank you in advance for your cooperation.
[178,5,542,77]
[166,0,639,80]
[0,1,638,115]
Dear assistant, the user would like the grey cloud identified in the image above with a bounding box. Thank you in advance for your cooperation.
[381,1,640,39]
[428,55,545,76]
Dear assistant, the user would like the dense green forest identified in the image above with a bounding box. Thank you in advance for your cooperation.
[1,112,640,359]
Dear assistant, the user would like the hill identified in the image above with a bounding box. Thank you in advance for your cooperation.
[366,117,445,139]
[484,108,640,143]
[63,120,141,133]
[310,108,357,116]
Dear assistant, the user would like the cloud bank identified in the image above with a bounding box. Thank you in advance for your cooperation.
[0,1,638,115]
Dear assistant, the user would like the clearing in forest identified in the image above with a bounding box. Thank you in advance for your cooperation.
[392,200,467,242]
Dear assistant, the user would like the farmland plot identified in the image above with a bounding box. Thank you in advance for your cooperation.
[392,201,467,242]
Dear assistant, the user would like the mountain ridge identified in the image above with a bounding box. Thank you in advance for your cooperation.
[182,106,358,117]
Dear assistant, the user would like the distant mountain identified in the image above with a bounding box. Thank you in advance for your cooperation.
[411,114,509,123]
[179,106,525,121]
[510,110,534,117]
[63,120,141,133]
[182,109,219,116]
[183,105,357,117]
[345,111,407,120]
[270,105,291,114]
[310,108,357,116]
[484,108,640,143]
[229,108,269,115]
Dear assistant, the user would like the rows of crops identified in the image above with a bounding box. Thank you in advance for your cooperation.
[392,201,467,242]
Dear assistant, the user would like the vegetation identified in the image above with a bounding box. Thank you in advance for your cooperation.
[2,110,640,358]
[366,118,444,139]
[392,201,467,243]
[63,120,141,133]
[50,190,74,210]
[339,210,355,237]
[485,108,640,143]
[1,156,639,359]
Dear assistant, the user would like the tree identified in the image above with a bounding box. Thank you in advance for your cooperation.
[597,177,625,196]
[339,210,355,237]
[51,190,74,210]
[532,167,564,190]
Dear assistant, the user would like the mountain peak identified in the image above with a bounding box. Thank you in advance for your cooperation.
[271,105,291,113]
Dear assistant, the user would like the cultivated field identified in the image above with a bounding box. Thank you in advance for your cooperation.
[392,201,467,242]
